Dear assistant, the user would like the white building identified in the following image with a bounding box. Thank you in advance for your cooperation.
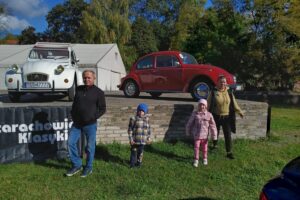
[0,43,126,91]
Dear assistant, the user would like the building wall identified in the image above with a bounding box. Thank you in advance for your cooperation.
[96,100,269,144]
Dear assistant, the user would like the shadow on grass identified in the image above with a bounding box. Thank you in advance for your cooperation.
[33,158,70,170]
[179,197,215,200]
[94,145,128,166]
[144,141,191,162]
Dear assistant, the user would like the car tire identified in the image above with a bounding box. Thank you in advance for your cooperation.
[191,80,212,101]
[68,81,76,101]
[124,80,140,97]
[149,92,162,98]
[8,92,21,102]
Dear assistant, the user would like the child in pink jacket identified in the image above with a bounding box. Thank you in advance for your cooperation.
[186,99,217,167]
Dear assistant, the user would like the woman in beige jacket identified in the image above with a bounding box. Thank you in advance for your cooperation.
[207,76,244,159]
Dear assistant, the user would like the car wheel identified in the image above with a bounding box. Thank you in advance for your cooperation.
[149,92,162,98]
[8,92,21,102]
[124,80,140,97]
[191,81,212,101]
[68,81,76,101]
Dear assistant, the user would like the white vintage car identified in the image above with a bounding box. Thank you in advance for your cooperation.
[5,42,83,102]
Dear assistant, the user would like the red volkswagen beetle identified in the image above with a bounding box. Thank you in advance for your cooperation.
[118,51,240,100]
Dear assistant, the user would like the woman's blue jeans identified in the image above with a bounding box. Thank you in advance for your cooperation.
[68,123,97,169]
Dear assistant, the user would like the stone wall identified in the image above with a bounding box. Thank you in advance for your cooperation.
[96,100,269,144]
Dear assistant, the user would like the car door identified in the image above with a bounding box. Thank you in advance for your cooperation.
[152,55,183,91]
[134,55,154,90]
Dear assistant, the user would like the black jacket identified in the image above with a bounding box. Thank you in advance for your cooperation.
[71,85,106,126]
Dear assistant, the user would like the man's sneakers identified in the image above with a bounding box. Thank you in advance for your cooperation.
[65,166,92,177]
[65,166,82,177]
[203,159,208,165]
[80,168,92,178]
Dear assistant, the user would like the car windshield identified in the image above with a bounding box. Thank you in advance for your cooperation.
[29,48,69,60]
[179,52,198,64]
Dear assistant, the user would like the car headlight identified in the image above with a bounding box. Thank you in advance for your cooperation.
[55,65,64,74]
[11,64,19,73]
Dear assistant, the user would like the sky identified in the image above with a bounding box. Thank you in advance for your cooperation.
[0,0,212,36]
[0,0,65,35]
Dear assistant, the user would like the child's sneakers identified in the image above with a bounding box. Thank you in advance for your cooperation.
[193,160,199,167]
[203,159,208,165]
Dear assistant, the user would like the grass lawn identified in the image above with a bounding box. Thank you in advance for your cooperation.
[0,106,299,200]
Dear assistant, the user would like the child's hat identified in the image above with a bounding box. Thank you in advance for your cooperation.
[198,99,207,107]
[137,103,148,113]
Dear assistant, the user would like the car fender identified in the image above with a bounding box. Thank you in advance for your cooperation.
[120,74,141,90]
[183,74,215,92]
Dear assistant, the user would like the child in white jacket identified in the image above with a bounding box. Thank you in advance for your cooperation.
[186,99,217,167]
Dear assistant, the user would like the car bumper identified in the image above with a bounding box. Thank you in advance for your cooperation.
[6,79,69,93]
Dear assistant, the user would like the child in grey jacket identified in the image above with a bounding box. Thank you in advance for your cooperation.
[128,103,151,168]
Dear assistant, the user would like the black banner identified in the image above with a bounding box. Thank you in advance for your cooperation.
[0,106,72,163]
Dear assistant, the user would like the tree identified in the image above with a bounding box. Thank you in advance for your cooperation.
[0,33,18,44]
[80,0,132,70]
[0,3,8,37]
[130,17,158,57]
[185,2,249,74]
[170,0,206,50]
[18,26,37,44]
[46,0,87,42]
[80,0,131,45]
[240,0,300,89]
[130,0,184,50]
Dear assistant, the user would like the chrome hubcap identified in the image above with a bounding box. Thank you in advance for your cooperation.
[195,82,210,99]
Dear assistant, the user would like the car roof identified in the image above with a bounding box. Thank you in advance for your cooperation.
[145,51,181,56]
[33,42,73,49]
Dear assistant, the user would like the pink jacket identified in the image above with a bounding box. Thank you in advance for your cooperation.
[186,111,217,140]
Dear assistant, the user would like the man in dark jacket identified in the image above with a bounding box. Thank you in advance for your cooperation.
[66,70,106,177]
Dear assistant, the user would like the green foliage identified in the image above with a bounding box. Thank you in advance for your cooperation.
[18,26,38,44]
[182,0,300,90]
[0,4,3,14]
[130,17,158,57]
[130,0,183,51]
[0,33,18,44]
[0,3,8,37]
[149,20,170,50]
[185,3,248,75]
[80,0,131,45]
[46,0,87,42]
[119,45,138,72]
[2,0,300,89]
[170,0,206,50]
[239,0,300,89]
